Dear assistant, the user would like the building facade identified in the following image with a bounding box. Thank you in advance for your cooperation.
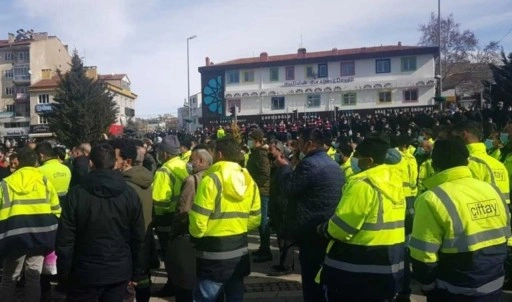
[0,30,71,142]
[177,92,202,131]
[198,44,439,127]
[29,66,137,139]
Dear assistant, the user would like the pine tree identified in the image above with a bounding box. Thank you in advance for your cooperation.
[47,51,118,147]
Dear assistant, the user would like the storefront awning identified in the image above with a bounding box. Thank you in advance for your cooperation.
[28,133,54,138]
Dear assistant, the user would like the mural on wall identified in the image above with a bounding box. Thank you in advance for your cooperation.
[226,99,241,113]
[203,75,224,115]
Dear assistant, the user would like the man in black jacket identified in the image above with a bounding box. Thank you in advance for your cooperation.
[69,143,90,187]
[56,143,146,302]
[286,128,344,302]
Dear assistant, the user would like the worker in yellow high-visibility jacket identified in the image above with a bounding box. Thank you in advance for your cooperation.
[410,138,511,301]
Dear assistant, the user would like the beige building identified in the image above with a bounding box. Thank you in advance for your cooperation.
[30,66,137,139]
[0,30,70,141]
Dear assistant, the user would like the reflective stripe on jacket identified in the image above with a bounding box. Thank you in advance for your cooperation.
[189,161,261,282]
[0,167,61,255]
[410,166,510,297]
[152,156,188,216]
[467,143,510,204]
[317,164,405,300]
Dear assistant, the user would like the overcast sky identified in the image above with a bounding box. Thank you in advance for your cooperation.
[2,0,512,117]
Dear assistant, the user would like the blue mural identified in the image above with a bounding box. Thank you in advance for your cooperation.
[203,76,223,114]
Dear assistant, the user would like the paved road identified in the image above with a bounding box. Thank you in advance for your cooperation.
[150,234,428,302]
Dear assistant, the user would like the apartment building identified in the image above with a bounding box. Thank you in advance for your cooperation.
[198,43,439,126]
[0,30,71,142]
[29,66,137,138]
[177,92,202,131]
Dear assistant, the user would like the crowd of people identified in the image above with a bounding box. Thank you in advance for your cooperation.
[1,102,512,301]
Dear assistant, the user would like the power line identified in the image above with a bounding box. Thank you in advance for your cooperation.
[497,25,512,44]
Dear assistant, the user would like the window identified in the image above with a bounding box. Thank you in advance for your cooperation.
[269,68,279,81]
[39,94,50,104]
[39,115,49,124]
[342,92,357,106]
[17,87,27,94]
[306,66,314,78]
[6,105,15,112]
[340,61,355,76]
[376,59,391,73]
[318,63,328,78]
[5,87,13,95]
[4,70,13,79]
[271,96,285,110]
[378,91,392,103]
[18,51,29,61]
[285,66,294,80]
[306,94,321,107]
[243,70,254,82]
[403,89,418,102]
[4,52,13,61]
[226,70,239,84]
[14,65,30,80]
[401,57,417,72]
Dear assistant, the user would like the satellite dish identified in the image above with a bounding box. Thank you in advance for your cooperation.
[28,70,32,75]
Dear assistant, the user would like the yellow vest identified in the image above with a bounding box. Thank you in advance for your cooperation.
[152,156,188,216]
[466,143,510,204]
[38,159,71,196]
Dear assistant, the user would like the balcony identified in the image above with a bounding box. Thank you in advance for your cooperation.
[0,112,14,119]
[13,74,30,84]
[15,93,28,103]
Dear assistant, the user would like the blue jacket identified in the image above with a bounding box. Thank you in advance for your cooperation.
[286,149,344,242]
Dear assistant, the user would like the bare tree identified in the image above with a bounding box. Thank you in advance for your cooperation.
[419,13,500,90]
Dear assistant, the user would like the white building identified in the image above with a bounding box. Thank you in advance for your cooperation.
[177,92,202,131]
[198,43,438,126]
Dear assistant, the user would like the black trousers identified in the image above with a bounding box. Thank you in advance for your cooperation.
[299,237,328,302]
[67,281,127,302]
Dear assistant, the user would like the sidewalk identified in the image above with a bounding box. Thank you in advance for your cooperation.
[150,234,430,302]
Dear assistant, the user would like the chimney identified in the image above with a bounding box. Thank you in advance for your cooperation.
[260,52,268,62]
[7,33,14,43]
[205,57,210,66]
[297,48,306,58]
[332,48,338,55]
[41,69,52,80]
[398,41,402,47]
[85,66,98,80]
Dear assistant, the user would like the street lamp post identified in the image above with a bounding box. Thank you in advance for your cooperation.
[187,35,197,133]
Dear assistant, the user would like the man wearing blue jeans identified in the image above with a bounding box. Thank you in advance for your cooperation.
[246,129,272,263]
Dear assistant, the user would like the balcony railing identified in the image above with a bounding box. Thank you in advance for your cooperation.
[13,75,30,83]
[15,93,27,100]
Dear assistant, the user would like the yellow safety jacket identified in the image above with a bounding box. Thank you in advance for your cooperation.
[38,159,71,197]
[217,129,225,139]
[410,166,510,297]
[180,150,192,163]
[316,164,405,299]
[396,149,418,198]
[0,167,61,254]
[189,161,261,281]
[467,143,510,204]
[418,158,435,195]
[327,147,336,161]
[341,158,354,184]
[152,156,188,217]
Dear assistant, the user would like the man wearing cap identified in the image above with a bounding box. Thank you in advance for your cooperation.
[152,135,189,297]
[410,138,510,301]
[246,129,272,263]
[316,133,406,301]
